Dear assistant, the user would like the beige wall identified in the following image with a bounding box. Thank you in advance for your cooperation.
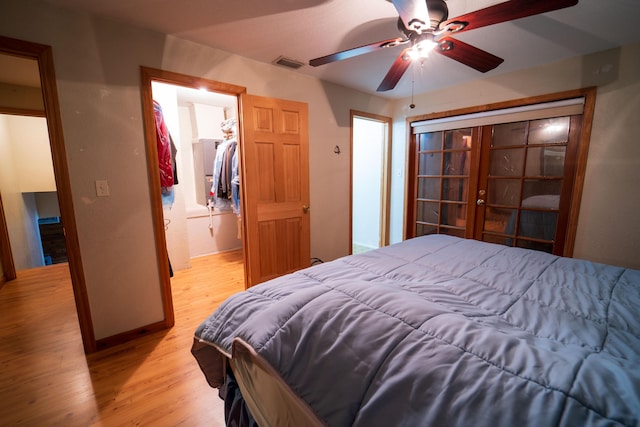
[2,0,637,342]
[0,115,46,269]
[0,0,393,339]
[10,115,55,193]
[389,43,640,270]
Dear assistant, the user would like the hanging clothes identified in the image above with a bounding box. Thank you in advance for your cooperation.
[210,138,238,212]
[153,100,177,207]
[231,146,240,215]
[154,100,178,276]
[170,135,178,185]
[210,117,240,226]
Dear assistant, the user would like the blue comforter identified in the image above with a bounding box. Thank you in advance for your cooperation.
[193,235,640,426]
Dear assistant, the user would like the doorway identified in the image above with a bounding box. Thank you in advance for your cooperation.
[140,67,247,325]
[150,80,242,272]
[142,68,311,309]
[350,111,392,254]
[0,36,94,352]
[0,113,63,269]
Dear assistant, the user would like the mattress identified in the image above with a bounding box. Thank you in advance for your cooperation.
[192,234,640,426]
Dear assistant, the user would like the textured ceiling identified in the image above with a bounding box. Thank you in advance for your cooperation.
[28,0,640,98]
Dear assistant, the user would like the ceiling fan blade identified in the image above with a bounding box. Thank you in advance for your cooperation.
[440,0,579,35]
[435,36,504,73]
[377,48,412,92]
[392,0,430,33]
[309,37,408,67]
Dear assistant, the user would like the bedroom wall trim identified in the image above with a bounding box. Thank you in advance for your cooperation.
[0,107,46,117]
[565,87,597,257]
[95,320,167,351]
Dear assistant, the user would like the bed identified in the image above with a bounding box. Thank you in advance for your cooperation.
[191,234,640,427]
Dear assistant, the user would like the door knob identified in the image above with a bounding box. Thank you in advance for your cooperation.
[303,205,310,213]
[476,199,485,206]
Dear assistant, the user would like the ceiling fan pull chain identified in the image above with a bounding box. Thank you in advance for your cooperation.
[410,61,416,109]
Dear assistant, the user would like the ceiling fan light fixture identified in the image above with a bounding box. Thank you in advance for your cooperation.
[409,39,437,59]
[314,0,581,92]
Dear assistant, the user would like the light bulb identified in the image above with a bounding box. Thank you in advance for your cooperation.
[409,39,437,60]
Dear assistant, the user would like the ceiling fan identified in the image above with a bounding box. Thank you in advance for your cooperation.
[309,0,579,92]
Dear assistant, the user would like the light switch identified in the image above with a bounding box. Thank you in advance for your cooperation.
[95,179,110,197]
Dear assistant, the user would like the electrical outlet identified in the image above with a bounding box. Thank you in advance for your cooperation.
[95,179,110,197]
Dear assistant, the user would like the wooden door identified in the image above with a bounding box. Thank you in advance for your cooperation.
[240,95,310,287]
[473,116,580,254]
[410,117,581,255]
[406,89,596,257]
[0,193,17,282]
[409,128,479,239]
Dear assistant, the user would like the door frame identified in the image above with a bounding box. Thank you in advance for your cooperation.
[404,87,596,256]
[139,67,247,325]
[0,36,95,353]
[350,110,392,253]
[0,192,16,285]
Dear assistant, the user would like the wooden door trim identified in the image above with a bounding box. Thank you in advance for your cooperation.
[564,89,596,256]
[405,87,597,257]
[409,88,596,123]
[0,193,16,284]
[0,36,96,353]
[404,129,417,239]
[237,94,250,287]
[466,127,483,238]
[139,66,247,330]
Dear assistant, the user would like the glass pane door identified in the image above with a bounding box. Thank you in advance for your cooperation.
[408,91,593,256]
[414,128,473,238]
[476,117,571,254]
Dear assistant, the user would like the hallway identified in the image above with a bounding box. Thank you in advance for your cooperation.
[0,250,244,426]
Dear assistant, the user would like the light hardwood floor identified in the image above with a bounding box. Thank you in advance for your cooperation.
[0,250,245,426]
